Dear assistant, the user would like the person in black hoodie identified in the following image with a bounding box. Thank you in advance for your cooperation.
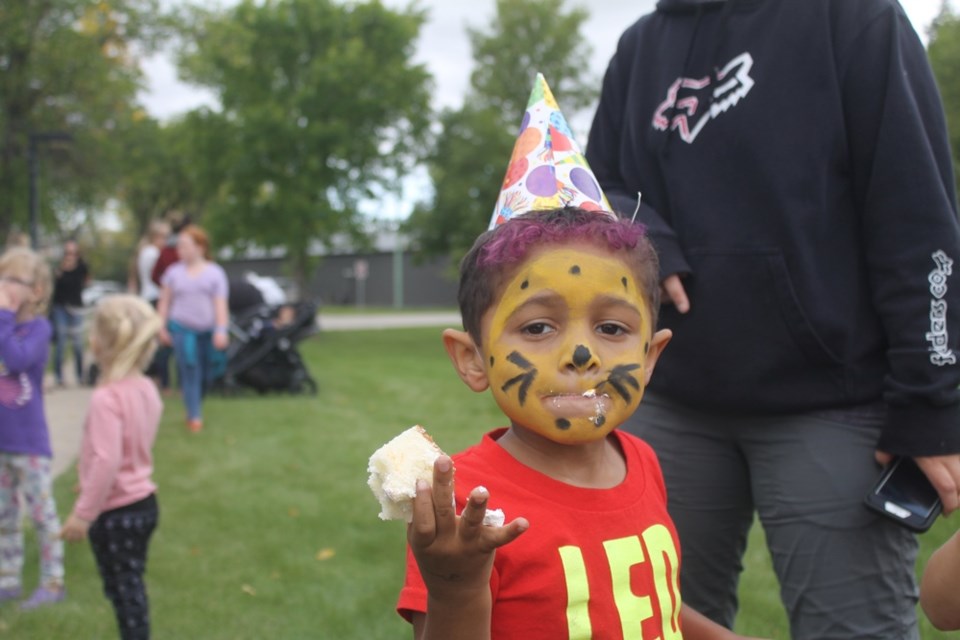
[586,0,960,638]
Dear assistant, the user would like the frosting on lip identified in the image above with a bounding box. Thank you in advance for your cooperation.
[544,393,611,418]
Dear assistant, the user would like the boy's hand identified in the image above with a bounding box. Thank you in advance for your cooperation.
[60,514,90,542]
[408,455,528,601]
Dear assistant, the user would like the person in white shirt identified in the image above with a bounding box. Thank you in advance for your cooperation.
[136,220,170,305]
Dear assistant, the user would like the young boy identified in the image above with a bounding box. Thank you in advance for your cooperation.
[398,207,761,640]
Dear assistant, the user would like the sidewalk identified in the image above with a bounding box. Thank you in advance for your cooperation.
[318,310,460,331]
[45,311,461,480]
[45,379,91,480]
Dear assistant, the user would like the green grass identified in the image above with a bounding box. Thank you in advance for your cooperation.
[2,327,957,638]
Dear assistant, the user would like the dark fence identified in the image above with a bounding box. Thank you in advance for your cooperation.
[221,251,458,308]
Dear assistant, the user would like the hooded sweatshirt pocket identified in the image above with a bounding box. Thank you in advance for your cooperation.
[652,249,845,410]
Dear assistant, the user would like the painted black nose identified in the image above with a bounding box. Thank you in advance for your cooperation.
[572,345,592,368]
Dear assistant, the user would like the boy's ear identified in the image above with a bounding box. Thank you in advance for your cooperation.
[442,328,489,392]
[643,328,672,385]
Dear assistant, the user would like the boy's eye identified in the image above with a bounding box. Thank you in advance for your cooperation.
[521,322,554,336]
[597,322,628,336]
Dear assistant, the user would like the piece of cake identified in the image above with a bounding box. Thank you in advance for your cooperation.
[367,426,444,522]
[367,426,507,527]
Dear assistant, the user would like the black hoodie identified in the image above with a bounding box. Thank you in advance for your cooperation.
[587,0,960,456]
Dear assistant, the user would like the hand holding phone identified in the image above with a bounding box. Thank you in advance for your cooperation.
[864,456,943,533]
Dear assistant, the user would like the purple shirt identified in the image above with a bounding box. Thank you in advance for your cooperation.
[162,262,229,331]
[0,310,52,457]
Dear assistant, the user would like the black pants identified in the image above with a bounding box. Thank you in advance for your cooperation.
[88,494,159,640]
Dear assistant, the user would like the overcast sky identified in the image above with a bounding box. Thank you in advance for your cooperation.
[139,0,946,122]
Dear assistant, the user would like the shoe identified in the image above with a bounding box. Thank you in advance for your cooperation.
[0,587,21,604]
[187,419,203,432]
[19,586,65,610]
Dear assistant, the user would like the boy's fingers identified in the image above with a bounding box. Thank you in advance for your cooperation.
[431,456,457,536]
[458,486,490,538]
[479,517,530,553]
[408,479,437,547]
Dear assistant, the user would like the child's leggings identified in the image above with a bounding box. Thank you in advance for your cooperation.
[89,494,158,640]
[0,453,64,590]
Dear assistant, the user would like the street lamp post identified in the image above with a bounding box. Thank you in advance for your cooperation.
[28,131,72,248]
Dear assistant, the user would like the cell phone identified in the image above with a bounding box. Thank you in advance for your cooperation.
[864,456,942,532]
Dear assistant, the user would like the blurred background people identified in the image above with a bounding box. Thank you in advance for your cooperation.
[156,225,228,432]
[50,239,89,387]
[135,220,173,391]
[0,246,65,609]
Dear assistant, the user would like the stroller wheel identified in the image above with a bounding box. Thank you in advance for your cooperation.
[297,377,318,395]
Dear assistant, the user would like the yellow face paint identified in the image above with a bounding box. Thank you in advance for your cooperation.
[481,243,654,444]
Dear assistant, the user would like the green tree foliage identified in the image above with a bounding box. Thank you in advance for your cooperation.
[174,0,432,287]
[117,114,208,236]
[404,0,596,262]
[928,2,960,187]
[0,0,166,244]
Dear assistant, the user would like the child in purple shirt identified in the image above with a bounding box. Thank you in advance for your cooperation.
[0,246,65,609]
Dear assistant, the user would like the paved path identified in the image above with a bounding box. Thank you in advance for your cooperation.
[46,380,91,480]
[47,311,462,479]
[318,311,461,331]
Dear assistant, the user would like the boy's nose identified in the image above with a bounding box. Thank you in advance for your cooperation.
[565,343,600,372]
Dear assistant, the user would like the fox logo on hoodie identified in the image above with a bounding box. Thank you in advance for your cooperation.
[652,51,755,143]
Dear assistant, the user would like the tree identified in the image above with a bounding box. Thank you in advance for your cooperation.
[115,113,210,237]
[404,0,596,262]
[928,2,960,188]
[0,0,167,244]
[174,0,432,290]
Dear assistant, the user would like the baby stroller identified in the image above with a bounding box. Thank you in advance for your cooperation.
[216,300,320,395]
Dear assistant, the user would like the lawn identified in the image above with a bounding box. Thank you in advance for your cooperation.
[2,327,957,638]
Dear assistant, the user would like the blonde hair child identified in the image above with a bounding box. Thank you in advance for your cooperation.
[0,246,65,609]
[61,295,164,639]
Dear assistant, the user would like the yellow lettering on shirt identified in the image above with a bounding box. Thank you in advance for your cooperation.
[559,545,593,639]
[558,525,682,639]
[643,524,682,640]
[604,536,654,637]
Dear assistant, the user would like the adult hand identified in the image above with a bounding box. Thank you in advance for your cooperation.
[408,456,528,600]
[60,514,90,542]
[661,274,690,314]
[158,325,172,347]
[213,331,229,351]
[916,454,960,515]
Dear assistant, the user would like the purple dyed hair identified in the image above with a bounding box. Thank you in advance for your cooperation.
[458,207,660,344]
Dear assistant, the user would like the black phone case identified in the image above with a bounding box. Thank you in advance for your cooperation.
[864,457,942,533]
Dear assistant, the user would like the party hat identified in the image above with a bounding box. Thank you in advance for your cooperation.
[489,73,613,229]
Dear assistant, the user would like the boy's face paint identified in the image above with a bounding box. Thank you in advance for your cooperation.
[480,244,654,444]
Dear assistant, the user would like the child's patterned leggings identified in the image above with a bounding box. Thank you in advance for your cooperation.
[0,453,64,590]
[89,494,158,640]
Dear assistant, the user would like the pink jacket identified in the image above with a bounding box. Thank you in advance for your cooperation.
[73,376,162,522]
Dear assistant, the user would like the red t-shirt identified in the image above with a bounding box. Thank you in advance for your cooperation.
[397,429,684,639]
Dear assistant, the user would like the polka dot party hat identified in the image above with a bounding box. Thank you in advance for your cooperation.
[489,73,613,229]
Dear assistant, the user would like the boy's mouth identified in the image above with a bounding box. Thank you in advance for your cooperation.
[542,391,612,418]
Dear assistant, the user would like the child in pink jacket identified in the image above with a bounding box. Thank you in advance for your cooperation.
[61,295,163,640]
